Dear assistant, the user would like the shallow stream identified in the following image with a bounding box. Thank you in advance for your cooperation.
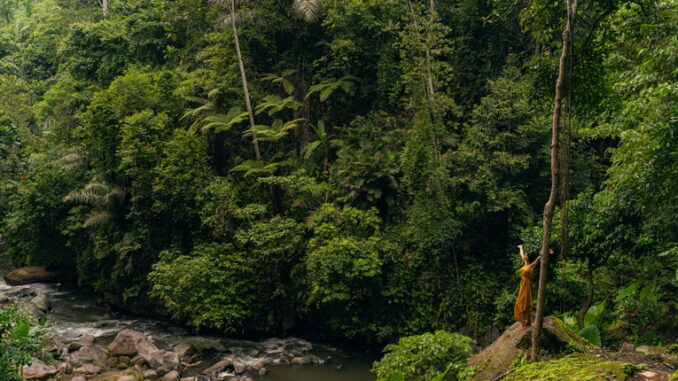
[0,267,375,381]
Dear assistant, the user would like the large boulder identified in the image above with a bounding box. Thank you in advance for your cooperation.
[108,329,158,357]
[468,317,591,381]
[201,360,232,376]
[16,300,46,318]
[173,342,196,360]
[4,267,56,285]
[107,329,179,375]
[31,294,51,312]
[70,345,106,367]
[147,350,180,376]
[23,360,58,380]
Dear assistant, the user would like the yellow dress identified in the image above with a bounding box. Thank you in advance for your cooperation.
[514,265,534,324]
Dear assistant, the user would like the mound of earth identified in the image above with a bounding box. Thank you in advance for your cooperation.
[468,317,676,381]
[468,317,591,381]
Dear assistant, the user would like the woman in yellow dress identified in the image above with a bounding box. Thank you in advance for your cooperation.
[513,244,546,327]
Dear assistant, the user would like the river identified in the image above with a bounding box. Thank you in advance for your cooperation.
[0,266,375,381]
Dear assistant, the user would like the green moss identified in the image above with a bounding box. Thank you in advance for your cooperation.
[504,354,629,381]
[669,370,678,381]
[550,317,593,352]
[517,317,592,354]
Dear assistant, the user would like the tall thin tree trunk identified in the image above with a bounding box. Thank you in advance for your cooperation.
[98,0,109,17]
[295,55,311,148]
[406,0,441,164]
[530,0,577,362]
[230,0,261,159]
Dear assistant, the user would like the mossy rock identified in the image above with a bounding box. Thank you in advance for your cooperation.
[469,317,592,381]
[503,354,628,381]
[516,317,592,354]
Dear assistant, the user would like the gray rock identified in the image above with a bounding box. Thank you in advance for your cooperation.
[16,300,44,317]
[117,376,136,381]
[131,354,147,367]
[147,350,180,376]
[290,356,311,366]
[258,367,268,376]
[71,377,87,381]
[173,342,196,359]
[163,370,180,381]
[56,361,72,375]
[8,287,37,298]
[31,294,50,312]
[233,360,246,374]
[201,360,231,375]
[23,360,58,380]
[180,378,197,381]
[108,329,159,357]
[70,345,106,367]
[249,359,265,371]
[68,335,95,352]
[144,369,159,379]
[42,337,66,359]
[620,342,636,353]
[73,363,101,374]
[0,295,9,304]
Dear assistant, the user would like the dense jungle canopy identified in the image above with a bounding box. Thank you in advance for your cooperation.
[0,0,675,365]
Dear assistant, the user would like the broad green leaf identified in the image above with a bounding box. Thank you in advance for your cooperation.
[579,325,601,347]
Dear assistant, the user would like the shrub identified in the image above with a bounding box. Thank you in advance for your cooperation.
[372,330,474,381]
[0,305,44,380]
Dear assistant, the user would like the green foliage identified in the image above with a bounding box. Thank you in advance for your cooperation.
[152,128,211,226]
[0,305,45,380]
[3,152,86,268]
[149,215,306,332]
[59,20,131,84]
[371,330,474,381]
[149,243,256,330]
[306,204,383,303]
[0,0,674,359]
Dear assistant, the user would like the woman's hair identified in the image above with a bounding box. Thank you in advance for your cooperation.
[525,250,539,263]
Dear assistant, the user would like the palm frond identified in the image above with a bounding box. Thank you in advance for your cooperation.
[292,0,324,23]
[83,211,111,228]
[58,152,85,170]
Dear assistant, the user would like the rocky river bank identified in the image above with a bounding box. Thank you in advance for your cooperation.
[1,266,375,381]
